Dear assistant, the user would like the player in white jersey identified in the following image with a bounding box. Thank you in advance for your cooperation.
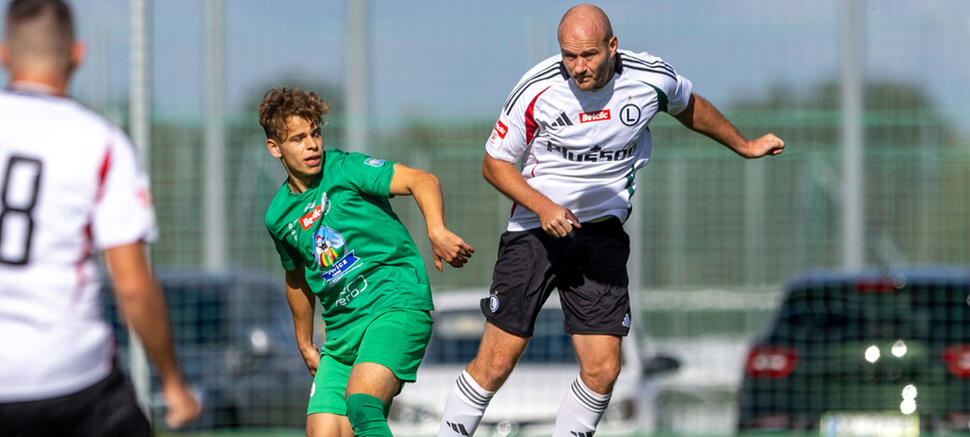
[0,1,199,435]
[439,4,784,437]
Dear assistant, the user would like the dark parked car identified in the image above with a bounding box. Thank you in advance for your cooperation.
[737,267,970,435]
[103,269,310,429]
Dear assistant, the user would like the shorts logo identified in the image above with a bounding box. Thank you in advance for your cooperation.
[579,109,611,123]
[364,158,385,167]
[310,382,316,397]
[489,294,500,313]
[622,312,631,328]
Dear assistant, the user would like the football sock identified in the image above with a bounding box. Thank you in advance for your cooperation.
[438,370,495,436]
[552,375,612,437]
[346,393,392,437]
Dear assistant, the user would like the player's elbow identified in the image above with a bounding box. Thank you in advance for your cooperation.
[414,169,440,193]
[481,155,502,186]
[110,276,160,303]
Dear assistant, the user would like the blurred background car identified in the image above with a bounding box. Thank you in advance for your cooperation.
[737,267,970,435]
[104,269,310,430]
[389,290,680,437]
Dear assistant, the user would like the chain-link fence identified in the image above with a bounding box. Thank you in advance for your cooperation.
[3,0,969,435]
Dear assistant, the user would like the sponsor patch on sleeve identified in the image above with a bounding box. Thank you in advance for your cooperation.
[488,119,508,147]
[363,158,385,167]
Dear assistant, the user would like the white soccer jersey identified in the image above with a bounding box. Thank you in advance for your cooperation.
[485,49,693,231]
[0,87,157,402]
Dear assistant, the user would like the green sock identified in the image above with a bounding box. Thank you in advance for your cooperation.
[346,393,392,436]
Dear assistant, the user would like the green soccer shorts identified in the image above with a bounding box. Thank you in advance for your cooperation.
[306,308,433,416]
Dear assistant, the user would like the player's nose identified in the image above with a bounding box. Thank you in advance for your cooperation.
[572,59,588,75]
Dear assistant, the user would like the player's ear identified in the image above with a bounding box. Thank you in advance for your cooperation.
[0,42,9,70]
[608,36,618,57]
[69,41,85,73]
[266,138,282,159]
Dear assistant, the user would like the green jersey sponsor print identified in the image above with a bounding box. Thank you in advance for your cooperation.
[264,149,432,342]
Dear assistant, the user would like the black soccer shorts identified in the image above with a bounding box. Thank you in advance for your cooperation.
[0,368,152,437]
[481,217,631,337]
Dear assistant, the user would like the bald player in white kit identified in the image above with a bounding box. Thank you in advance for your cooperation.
[0,1,199,435]
[438,4,784,437]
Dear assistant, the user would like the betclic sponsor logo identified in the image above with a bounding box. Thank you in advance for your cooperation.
[579,109,611,123]
[300,204,324,230]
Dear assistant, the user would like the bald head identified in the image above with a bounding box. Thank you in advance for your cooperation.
[2,0,79,83]
[557,4,617,91]
[558,4,613,45]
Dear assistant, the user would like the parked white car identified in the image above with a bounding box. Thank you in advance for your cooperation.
[389,289,676,436]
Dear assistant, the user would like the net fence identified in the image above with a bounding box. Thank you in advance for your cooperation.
[3,0,969,435]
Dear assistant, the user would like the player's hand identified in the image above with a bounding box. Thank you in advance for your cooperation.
[536,202,581,238]
[161,379,202,429]
[429,226,475,271]
[301,344,321,376]
[746,133,785,158]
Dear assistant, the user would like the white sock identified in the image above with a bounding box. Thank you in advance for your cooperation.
[438,370,495,436]
[552,375,612,437]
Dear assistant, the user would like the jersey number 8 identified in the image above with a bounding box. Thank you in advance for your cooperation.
[0,155,43,266]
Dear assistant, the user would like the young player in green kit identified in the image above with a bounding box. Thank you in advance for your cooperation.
[259,86,474,437]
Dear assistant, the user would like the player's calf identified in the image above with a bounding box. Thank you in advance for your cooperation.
[438,370,495,437]
[552,375,613,437]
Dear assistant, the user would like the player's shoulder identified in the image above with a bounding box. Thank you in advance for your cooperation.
[502,54,569,114]
[616,49,679,83]
[325,148,391,171]
[617,49,670,65]
[515,53,567,85]
[1,90,113,130]
[1,91,135,158]
[264,181,295,227]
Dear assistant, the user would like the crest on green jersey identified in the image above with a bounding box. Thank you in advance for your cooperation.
[313,226,345,268]
[314,226,361,287]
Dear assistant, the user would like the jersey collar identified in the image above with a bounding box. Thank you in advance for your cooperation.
[8,80,61,96]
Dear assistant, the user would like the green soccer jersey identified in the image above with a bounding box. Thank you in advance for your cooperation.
[264,148,433,346]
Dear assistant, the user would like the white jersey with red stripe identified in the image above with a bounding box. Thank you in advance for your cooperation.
[0,87,157,402]
[485,49,693,231]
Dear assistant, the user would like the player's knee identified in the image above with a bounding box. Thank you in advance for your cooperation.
[581,360,622,388]
[469,355,516,387]
[345,393,390,436]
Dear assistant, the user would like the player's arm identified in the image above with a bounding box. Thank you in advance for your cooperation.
[103,242,201,428]
[482,154,580,238]
[388,163,474,271]
[673,93,784,158]
[284,267,320,376]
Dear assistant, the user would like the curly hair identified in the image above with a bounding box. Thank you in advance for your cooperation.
[257,86,331,142]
